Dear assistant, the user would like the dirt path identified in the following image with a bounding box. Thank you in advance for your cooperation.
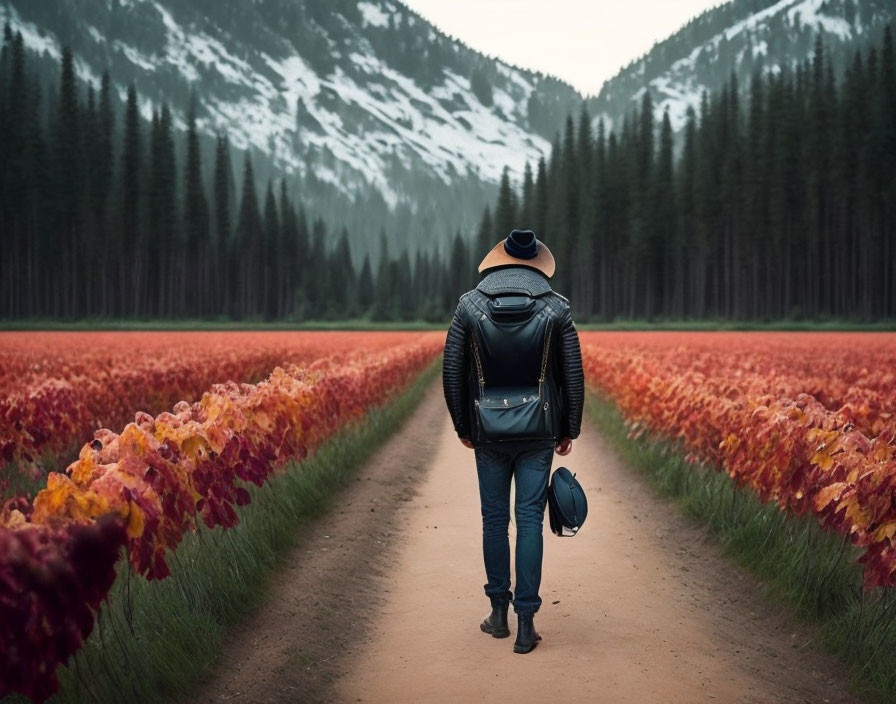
[191,379,448,704]
[195,378,860,704]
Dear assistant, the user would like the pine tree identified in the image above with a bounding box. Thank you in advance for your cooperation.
[53,46,86,318]
[494,167,517,238]
[880,25,896,314]
[677,106,698,318]
[411,247,426,318]
[396,249,414,320]
[213,134,233,316]
[148,109,163,314]
[119,83,141,318]
[630,90,655,316]
[553,114,578,297]
[836,51,864,318]
[91,72,114,316]
[533,156,548,242]
[83,84,98,313]
[305,217,327,319]
[357,251,374,317]
[328,227,356,318]
[448,230,469,298]
[262,180,280,320]
[149,103,177,317]
[574,104,594,316]
[294,204,310,298]
[576,104,593,179]
[21,40,45,319]
[652,109,675,319]
[184,94,209,317]
[278,179,298,318]
[806,36,832,317]
[476,204,493,264]
[429,248,448,320]
[864,46,882,318]
[0,25,16,316]
[590,118,608,318]
[372,229,393,321]
[519,162,534,228]
[743,69,766,319]
[234,152,261,319]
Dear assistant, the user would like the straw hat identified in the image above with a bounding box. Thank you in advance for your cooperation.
[478,229,555,278]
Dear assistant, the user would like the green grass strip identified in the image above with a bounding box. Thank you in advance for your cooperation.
[0,317,449,331]
[3,358,441,704]
[577,318,896,331]
[586,388,896,704]
[3,318,894,331]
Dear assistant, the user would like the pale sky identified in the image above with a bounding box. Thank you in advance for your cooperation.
[400,0,727,96]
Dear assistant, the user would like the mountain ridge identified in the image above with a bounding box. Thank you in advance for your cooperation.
[3,0,581,259]
[588,0,895,132]
[5,0,894,260]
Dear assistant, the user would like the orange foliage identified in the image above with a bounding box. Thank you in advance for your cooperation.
[0,331,432,468]
[0,332,443,701]
[580,332,896,590]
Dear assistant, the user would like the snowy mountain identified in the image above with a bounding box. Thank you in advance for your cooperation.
[3,0,580,256]
[588,0,895,133]
[6,0,893,259]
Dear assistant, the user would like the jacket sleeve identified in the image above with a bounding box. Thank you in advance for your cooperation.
[442,300,471,439]
[556,304,584,439]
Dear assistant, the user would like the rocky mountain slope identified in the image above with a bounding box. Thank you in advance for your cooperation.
[4,0,580,256]
[589,0,895,132]
[5,0,893,258]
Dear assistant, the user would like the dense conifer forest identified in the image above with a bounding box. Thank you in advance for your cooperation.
[0,26,471,322]
[1,24,894,323]
[488,27,896,322]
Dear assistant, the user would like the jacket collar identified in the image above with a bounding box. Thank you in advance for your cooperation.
[475,265,552,297]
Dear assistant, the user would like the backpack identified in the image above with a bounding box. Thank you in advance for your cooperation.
[462,291,558,444]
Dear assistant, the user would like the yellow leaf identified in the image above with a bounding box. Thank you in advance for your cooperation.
[811,451,834,471]
[871,522,896,543]
[814,482,847,511]
[126,502,145,539]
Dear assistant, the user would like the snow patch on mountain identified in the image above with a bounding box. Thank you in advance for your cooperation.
[7,7,57,59]
[153,2,249,85]
[6,5,105,94]
[590,0,890,136]
[724,0,799,40]
[358,1,391,28]
[5,0,554,210]
[720,0,854,42]
[116,41,155,72]
[787,0,853,39]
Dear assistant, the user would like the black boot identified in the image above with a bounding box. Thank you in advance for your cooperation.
[480,597,511,638]
[513,613,542,653]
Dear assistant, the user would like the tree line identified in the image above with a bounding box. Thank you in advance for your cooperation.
[5,24,895,323]
[486,27,896,321]
[0,28,475,322]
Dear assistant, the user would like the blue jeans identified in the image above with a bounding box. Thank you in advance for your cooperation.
[474,440,554,616]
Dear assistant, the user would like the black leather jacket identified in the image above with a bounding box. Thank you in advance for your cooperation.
[442,265,585,442]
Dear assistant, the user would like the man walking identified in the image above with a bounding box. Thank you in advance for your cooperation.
[442,228,585,654]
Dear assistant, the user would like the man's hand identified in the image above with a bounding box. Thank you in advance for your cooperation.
[555,437,573,456]
[459,437,474,449]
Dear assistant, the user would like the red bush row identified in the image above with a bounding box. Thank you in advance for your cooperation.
[0,331,432,473]
[0,334,443,702]
[580,332,896,589]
